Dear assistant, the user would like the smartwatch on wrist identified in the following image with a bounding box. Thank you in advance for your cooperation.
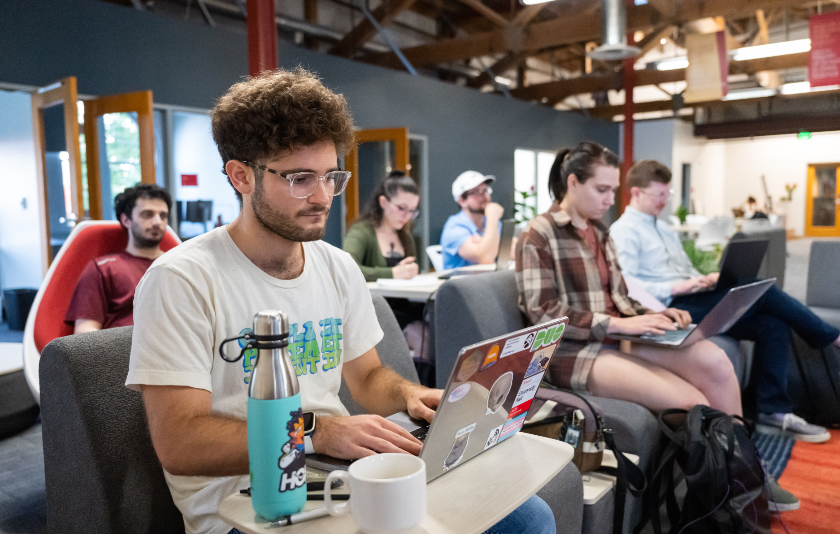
[303,412,316,454]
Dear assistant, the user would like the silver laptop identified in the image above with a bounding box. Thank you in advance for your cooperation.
[672,239,769,297]
[610,279,774,347]
[306,317,568,482]
[495,218,516,271]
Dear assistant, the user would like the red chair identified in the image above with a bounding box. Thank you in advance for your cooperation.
[23,220,181,403]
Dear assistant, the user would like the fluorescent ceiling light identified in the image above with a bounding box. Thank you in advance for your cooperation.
[780,82,810,95]
[780,81,840,95]
[723,88,778,100]
[520,0,551,5]
[494,76,514,86]
[656,57,688,70]
[731,39,811,62]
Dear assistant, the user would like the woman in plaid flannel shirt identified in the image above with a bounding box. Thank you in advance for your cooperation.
[515,142,742,415]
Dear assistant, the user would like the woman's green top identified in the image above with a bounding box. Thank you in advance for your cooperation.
[343,221,417,282]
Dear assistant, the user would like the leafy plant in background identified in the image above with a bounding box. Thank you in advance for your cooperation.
[514,190,538,224]
[782,183,797,202]
[674,204,689,224]
[682,240,722,275]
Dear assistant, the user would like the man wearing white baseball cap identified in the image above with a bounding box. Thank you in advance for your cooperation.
[440,170,504,270]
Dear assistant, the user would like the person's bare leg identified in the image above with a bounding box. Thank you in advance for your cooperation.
[627,340,742,416]
[587,349,710,413]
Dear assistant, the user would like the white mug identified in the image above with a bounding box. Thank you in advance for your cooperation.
[324,453,427,534]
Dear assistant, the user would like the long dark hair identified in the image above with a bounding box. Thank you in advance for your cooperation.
[548,141,620,203]
[356,170,420,238]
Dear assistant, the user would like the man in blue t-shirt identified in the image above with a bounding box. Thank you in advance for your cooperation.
[440,170,504,270]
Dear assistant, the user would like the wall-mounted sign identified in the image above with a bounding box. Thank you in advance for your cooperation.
[809,11,840,88]
[181,174,198,186]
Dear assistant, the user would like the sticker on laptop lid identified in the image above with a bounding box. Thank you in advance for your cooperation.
[444,424,475,470]
[480,344,500,371]
[524,343,555,378]
[448,383,470,403]
[530,324,565,352]
[509,372,544,419]
[500,331,537,358]
[484,424,505,450]
[456,350,482,382]
[486,371,514,414]
[499,413,527,442]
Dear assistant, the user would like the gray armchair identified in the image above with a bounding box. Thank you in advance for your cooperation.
[805,240,840,329]
[39,326,184,534]
[434,271,659,534]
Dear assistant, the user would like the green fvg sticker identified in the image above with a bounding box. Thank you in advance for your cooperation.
[530,324,564,352]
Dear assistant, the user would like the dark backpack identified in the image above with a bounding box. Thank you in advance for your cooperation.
[637,405,771,534]
[787,329,840,427]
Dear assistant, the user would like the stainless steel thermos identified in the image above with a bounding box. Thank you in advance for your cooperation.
[247,310,307,520]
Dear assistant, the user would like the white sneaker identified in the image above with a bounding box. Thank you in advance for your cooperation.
[756,413,830,443]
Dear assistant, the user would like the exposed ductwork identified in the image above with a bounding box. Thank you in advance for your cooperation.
[589,0,640,61]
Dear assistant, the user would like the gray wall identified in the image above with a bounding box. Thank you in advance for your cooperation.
[1,0,618,245]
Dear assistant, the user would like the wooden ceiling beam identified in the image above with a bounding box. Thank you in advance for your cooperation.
[363,0,810,68]
[510,51,809,103]
[329,0,420,57]
[453,0,508,28]
[464,4,553,89]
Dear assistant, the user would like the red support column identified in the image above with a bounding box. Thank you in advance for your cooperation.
[620,50,635,213]
[247,0,278,76]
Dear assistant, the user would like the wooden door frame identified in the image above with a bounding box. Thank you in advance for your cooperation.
[805,163,840,238]
[83,90,155,220]
[30,77,83,272]
[344,127,409,230]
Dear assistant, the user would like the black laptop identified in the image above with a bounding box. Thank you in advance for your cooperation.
[672,238,769,297]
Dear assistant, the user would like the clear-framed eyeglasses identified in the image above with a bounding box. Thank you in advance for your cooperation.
[387,198,421,220]
[640,188,674,201]
[242,161,352,198]
[466,186,493,198]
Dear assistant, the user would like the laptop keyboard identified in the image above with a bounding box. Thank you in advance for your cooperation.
[640,325,695,343]
[411,425,430,442]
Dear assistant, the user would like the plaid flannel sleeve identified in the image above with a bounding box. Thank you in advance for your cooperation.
[516,228,610,342]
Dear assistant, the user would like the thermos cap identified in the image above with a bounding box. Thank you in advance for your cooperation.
[254,310,289,337]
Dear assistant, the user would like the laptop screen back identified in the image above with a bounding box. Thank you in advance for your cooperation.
[420,317,567,481]
[495,219,517,271]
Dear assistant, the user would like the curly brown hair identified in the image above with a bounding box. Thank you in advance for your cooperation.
[211,68,356,200]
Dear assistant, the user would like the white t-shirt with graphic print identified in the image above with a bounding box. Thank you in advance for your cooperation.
[126,227,383,534]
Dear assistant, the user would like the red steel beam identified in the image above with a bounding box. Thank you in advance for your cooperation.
[247,0,278,75]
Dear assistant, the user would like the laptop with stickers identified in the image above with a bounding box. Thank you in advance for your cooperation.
[400,317,568,482]
[305,318,568,481]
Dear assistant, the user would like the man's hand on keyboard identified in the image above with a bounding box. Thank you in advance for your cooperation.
[312,414,423,460]
[607,314,678,336]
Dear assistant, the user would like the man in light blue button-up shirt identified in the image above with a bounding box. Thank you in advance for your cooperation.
[611,159,840,453]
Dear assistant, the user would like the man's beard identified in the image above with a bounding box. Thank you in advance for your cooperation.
[251,179,329,242]
[467,206,486,216]
[129,221,164,249]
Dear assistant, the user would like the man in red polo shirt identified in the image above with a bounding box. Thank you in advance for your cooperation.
[65,183,172,334]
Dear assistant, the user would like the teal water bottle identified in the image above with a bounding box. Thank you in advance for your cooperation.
[247,310,307,521]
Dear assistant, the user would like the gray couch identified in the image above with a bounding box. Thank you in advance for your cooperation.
[434,270,661,534]
[432,270,768,533]
[805,240,840,329]
[40,293,582,533]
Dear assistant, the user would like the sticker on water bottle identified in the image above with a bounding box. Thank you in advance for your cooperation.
[278,408,307,493]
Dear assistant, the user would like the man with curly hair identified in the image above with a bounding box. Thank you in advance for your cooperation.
[126,69,555,534]
[65,183,171,334]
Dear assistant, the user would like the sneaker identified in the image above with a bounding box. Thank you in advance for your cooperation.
[756,412,831,443]
[765,475,800,512]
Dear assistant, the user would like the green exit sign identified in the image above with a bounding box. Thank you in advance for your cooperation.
[798,131,812,140]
